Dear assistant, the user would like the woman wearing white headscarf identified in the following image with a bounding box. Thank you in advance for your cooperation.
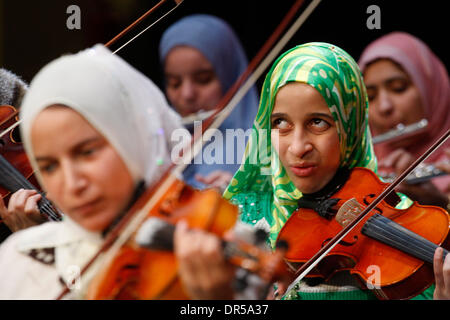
[0,44,184,299]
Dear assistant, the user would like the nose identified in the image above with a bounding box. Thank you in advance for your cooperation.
[377,89,394,116]
[179,79,197,102]
[60,159,88,196]
[286,129,313,159]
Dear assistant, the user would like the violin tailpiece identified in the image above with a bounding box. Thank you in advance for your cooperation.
[335,198,364,228]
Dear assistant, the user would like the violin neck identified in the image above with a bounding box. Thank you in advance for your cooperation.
[135,217,176,251]
[362,214,448,264]
[0,154,62,222]
[0,154,36,191]
[135,217,250,260]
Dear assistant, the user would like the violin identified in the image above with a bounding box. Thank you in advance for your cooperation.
[0,105,62,223]
[86,178,290,299]
[276,130,450,300]
[277,167,449,299]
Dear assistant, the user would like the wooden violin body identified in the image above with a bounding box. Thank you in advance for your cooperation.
[87,178,289,300]
[0,105,62,228]
[277,167,450,300]
[0,105,33,194]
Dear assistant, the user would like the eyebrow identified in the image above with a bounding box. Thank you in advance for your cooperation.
[35,136,103,162]
[365,75,409,89]
[165,68,215,78]
[271,112,334,122]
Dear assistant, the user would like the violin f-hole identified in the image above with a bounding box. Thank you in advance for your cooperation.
[363,194,383,215]
[321,235,358,248]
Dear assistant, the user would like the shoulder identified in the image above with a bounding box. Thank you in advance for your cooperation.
[0,223,64,299]
[11,221,65,251]
[0,222,63,265]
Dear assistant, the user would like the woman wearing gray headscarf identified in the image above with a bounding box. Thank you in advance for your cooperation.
[159,14,259,190]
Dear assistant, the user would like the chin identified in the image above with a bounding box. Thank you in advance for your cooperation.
[76,215,115,233]
[292,174,333,195]
[293,180,321,194]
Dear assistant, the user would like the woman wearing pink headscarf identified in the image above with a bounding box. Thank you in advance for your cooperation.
[359,32,450,209]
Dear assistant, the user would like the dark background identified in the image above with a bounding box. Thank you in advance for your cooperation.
[0,0,446,92]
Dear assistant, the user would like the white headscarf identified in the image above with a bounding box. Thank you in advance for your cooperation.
[20,44,183,189]
[14,45,184,298]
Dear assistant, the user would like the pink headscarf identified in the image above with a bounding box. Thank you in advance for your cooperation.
[359,32,450,165]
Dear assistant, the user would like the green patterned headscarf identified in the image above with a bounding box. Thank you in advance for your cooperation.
[223,42,378,246]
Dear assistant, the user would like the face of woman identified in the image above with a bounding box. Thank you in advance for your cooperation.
[31,106,135,232]
[364,59,425,147]
[164,46,223,117]
[271,82,340,194]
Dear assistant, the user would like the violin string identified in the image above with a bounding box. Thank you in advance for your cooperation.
[362,214,446,264]
[37,199,61,221]
[0,155,61,221]
[369,214,446,261]
[375,214,447,259]
[364,221,434,263]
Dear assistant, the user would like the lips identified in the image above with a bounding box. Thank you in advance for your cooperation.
[289,163,318,177]
[70,198,102,216]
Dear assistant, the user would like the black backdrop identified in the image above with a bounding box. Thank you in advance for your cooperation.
[1,0,446,93]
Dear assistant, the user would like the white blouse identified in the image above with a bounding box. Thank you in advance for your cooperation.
[0,218,103,300]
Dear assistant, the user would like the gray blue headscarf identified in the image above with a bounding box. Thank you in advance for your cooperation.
[159,14,259,188]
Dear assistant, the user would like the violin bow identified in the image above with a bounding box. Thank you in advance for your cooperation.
[0,106,20,139]
[56,0,323,299]
[0,0,183,138]
[105,0,184,54]
[284,128,450,295]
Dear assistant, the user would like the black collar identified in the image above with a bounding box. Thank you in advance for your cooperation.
[297,167,351,220]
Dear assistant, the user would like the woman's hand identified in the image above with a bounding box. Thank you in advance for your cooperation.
[378,149,448,208]
[435,148,450,194]
[433,247,450,299]
[0,189,46,232]
[174,220,235,299]
[195,170,233,192]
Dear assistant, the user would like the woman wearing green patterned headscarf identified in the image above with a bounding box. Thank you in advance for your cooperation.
[224,42,378,243]
[223,42,434,300]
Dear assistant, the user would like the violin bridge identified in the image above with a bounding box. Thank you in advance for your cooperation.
[335,198,364,228]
